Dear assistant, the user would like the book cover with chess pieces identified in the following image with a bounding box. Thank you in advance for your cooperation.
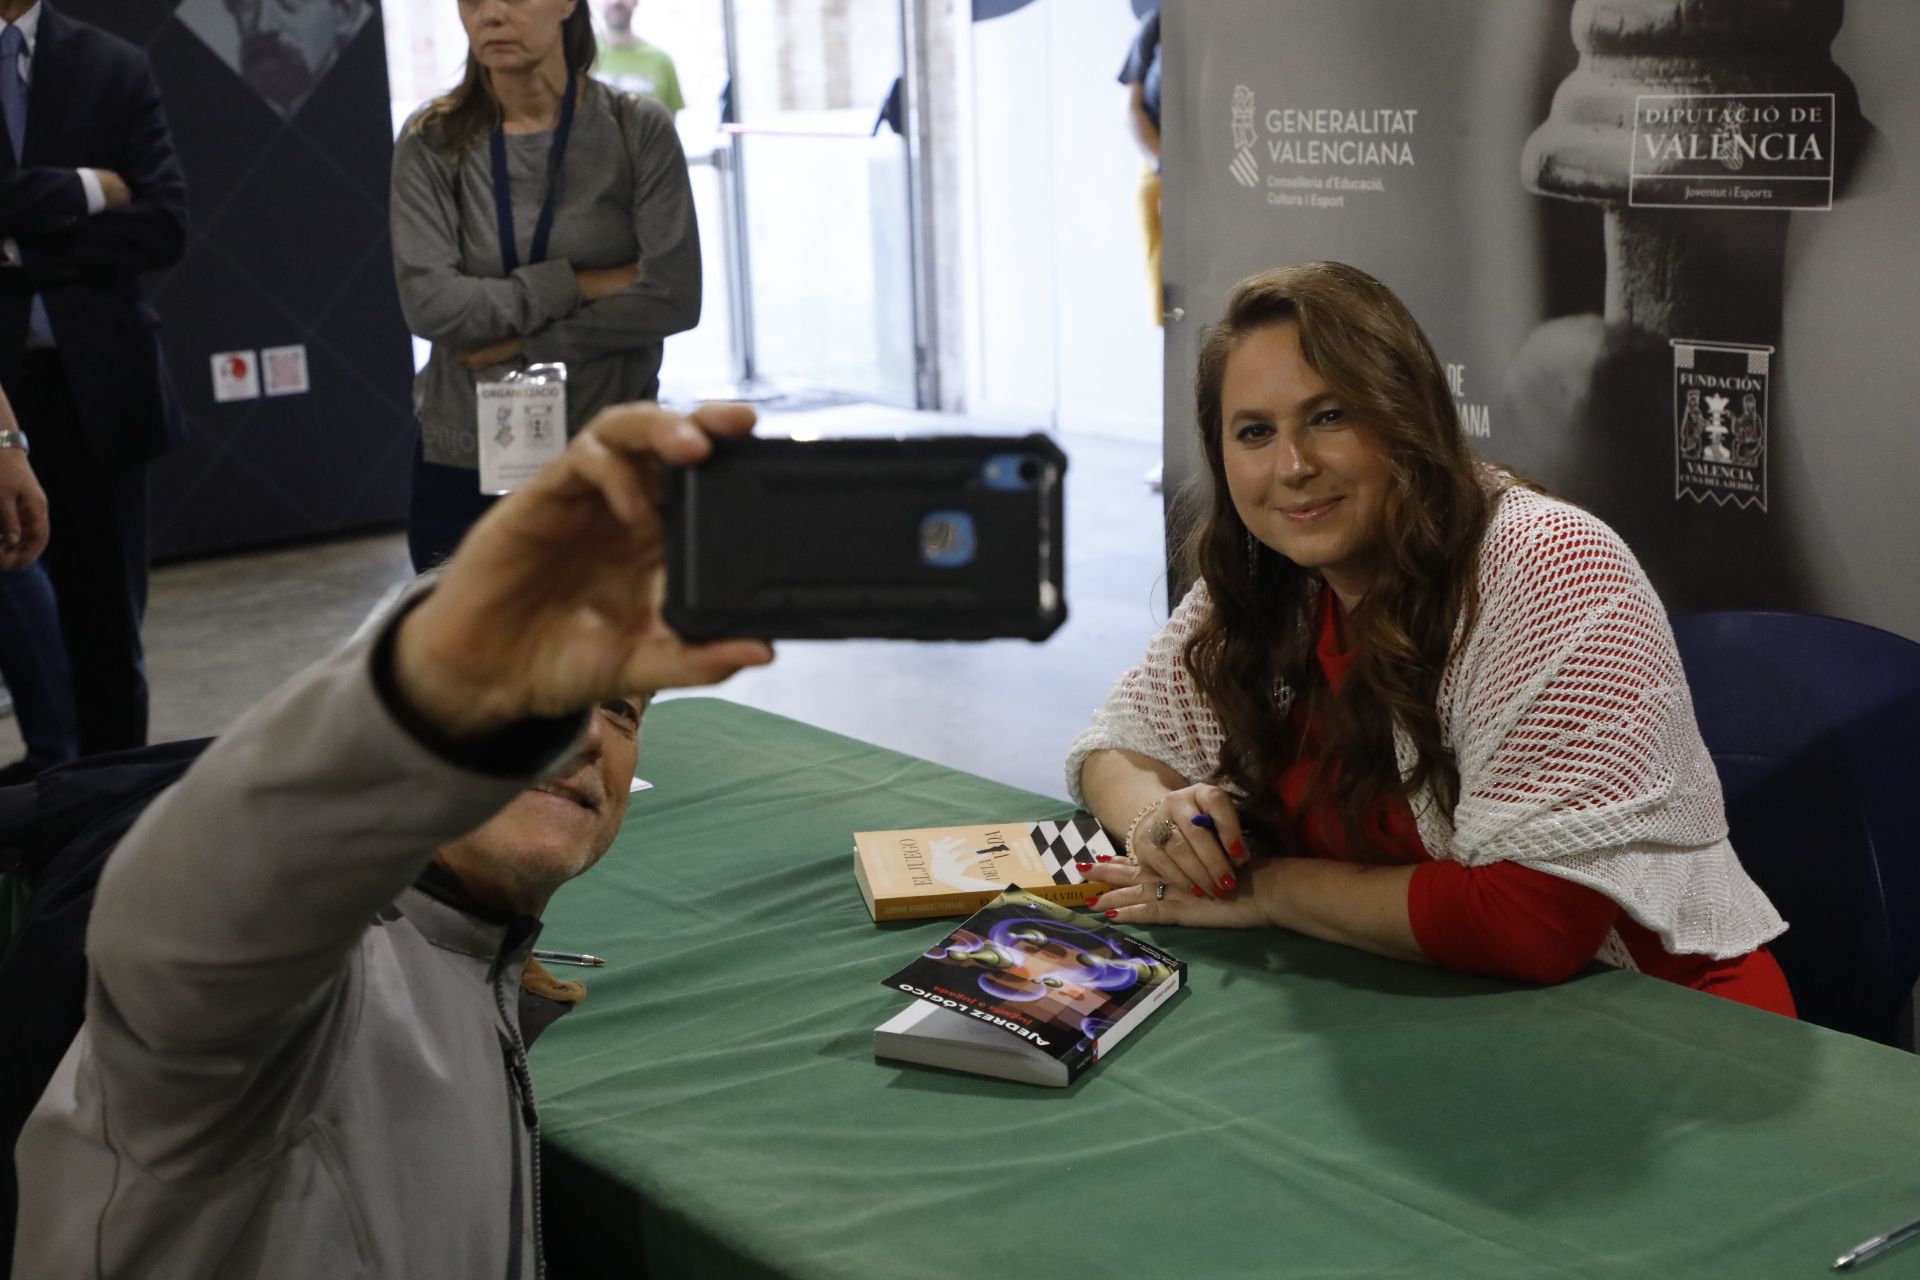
[852,816,1119,922]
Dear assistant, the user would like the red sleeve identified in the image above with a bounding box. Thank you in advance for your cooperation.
[1408,859,1621,984]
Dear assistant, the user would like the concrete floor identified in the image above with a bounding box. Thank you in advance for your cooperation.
[0,408,1170,801]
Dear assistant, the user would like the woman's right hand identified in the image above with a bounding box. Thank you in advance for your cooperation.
[577,262,640,301]
[1114,784,1252,901]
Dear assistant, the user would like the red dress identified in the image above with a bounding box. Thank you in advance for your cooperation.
[1273,589,1795,1017]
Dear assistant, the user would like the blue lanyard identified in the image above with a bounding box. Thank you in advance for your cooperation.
[489,70,578,273]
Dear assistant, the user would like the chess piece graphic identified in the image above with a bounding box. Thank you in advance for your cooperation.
[1501,0,1864,610]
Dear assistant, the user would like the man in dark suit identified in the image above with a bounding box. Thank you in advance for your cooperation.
[0,0,187,765]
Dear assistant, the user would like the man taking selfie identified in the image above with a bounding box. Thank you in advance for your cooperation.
[11,403,773,1279]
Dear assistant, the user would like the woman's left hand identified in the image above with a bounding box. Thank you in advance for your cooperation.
[460,337,525,370]
[1090,856,1279,929]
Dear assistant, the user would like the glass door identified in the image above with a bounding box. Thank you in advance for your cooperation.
[720,0,921,407]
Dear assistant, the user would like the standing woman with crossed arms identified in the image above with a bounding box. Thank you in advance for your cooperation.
[391,0,700,570]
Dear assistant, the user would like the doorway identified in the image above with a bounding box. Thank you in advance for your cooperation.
[380,0,924,409]
[720,0,920,407]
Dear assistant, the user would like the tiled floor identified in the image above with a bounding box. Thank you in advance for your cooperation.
[1,409,1170,801]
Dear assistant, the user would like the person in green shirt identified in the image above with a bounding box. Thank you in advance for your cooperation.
[596,0,683,113]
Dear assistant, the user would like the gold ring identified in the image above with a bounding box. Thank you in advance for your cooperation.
[1146,816,1175,847]
[1153,881,1167,901]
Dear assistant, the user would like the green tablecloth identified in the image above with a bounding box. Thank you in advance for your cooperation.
[532,698,1920,1279]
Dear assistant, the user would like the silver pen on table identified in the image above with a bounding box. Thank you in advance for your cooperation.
[532,949,606,967]
[1834,1212,1920,1270]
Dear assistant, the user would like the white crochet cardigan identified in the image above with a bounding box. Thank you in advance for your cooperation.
[1066,485,1785,963]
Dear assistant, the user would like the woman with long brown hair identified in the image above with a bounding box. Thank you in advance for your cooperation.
[1071,262,1793,1012]
[390,0,700,570]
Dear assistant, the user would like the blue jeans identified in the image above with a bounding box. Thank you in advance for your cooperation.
[0,563,80,769]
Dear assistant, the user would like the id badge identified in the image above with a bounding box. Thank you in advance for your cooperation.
[476,362,568,494]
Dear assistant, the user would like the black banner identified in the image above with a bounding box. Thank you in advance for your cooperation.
[62,0,412,560]
[1161,0,1919,637]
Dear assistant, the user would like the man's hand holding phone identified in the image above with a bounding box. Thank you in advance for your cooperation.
[394,402,775,743]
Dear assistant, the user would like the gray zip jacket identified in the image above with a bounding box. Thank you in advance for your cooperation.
[11,612,587,1278]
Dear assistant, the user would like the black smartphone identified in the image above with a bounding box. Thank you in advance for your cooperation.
[662,434,1067,641]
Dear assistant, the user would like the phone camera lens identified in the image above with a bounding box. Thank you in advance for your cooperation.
[1017,458,1041,484]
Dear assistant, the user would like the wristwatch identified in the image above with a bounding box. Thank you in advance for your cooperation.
[0,428,27,454]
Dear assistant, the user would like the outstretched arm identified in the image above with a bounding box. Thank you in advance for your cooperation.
[89,404,773,1070]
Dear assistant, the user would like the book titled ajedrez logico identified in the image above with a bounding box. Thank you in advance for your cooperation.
[853,815,1119,922]
[874,889,1185,1087]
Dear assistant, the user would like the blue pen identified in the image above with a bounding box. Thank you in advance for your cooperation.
[1190,814,1216,832]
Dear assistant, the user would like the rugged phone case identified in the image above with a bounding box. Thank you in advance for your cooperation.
[662,434,1068,641]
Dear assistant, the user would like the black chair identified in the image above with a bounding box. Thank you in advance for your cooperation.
[0,739,211,1275]
[1671,610,1920,1049]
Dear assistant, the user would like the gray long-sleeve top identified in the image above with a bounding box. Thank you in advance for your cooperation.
[391,79,701,467]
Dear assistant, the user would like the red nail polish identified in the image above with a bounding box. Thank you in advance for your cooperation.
[1095,854,1113,862]
[1084,897,1101,907]
[1104,909,1119,919]
[1220,874,1237,892]
[1190,885,1205,898]
[1075,861,1093,873]
[1230,841,1248,859]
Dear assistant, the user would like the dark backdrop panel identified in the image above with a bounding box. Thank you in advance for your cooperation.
[1162,0,1920,640]
[60,0,412,561]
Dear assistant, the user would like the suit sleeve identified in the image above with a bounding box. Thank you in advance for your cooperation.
[521,97,700,366]
[14,57,187,287]
[0,167,90,235]
[390,126,585,348]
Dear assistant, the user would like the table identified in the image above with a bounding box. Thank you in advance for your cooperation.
[531,698,1920,1279]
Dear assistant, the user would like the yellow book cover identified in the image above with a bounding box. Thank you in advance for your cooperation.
[853,816,1119,923]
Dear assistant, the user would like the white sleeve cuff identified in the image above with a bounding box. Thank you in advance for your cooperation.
[76,168,107,215]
